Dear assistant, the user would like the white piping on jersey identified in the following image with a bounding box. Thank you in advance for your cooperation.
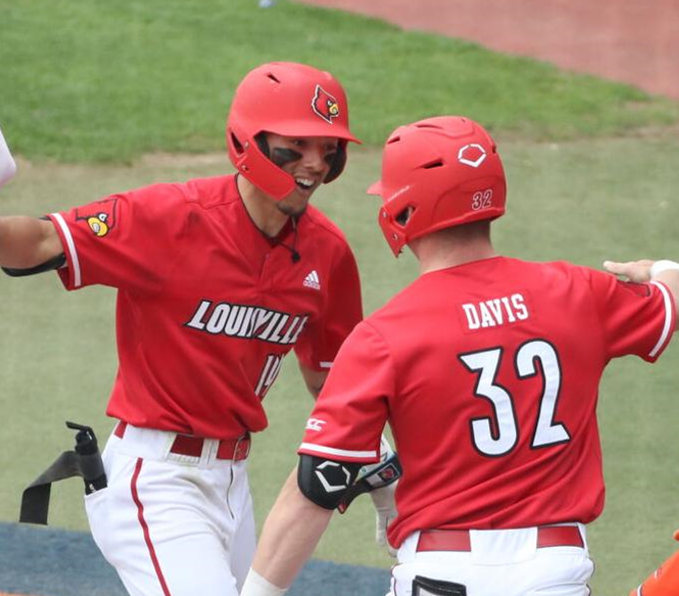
[299,442,377,459]
[649,281,673,358]
[319,361,333,369]
[52,213,81,288]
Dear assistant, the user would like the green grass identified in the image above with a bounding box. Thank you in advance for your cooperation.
[1,0,677,163]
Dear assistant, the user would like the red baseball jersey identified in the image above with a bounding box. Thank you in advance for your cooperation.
[298,256,675,547]
[48,174,362,439]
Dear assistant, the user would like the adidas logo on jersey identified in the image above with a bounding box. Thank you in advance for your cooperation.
[303,270,321,290]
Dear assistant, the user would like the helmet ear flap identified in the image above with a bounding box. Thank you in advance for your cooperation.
[324,142,347,183]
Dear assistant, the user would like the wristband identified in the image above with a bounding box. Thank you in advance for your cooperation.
[240,569,288,596]
[650,260,679,279]
[379,434,394,461]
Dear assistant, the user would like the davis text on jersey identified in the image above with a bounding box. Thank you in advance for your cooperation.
[461,293,529,330]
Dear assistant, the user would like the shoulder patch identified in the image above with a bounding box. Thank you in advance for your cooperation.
[75,198,118,237]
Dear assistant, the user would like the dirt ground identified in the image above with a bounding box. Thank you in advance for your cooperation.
[297,0,679,100]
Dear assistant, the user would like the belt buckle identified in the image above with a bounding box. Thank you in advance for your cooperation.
[233,435,250,460]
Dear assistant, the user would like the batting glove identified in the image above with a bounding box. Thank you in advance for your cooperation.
[370,478,398,556]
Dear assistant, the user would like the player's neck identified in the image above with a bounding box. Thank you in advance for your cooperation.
[237,175,289,238]
[411,226,496,274]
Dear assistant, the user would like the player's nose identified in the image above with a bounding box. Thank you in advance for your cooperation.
[300,144,330,174]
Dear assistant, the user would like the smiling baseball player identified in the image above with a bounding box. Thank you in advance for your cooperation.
[240,116,679,596]
[1,62,365,596]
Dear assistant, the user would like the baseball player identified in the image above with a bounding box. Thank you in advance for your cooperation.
[239,115,679,596]
[0,125,17,189]
[0,62,367,596]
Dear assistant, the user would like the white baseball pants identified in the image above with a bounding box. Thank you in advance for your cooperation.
[84,425,256,596]
[389,525,594,596]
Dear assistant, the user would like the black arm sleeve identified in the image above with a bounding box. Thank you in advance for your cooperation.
[297,454,362,510]
[3,253,66,277]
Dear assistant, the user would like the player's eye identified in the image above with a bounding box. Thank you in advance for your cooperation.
[271,148,302,167]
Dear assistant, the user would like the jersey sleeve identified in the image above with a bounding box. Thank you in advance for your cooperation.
[48,183,187,292]
[294,242,363,371]
[588,268,676,362]
[298,321,391,464]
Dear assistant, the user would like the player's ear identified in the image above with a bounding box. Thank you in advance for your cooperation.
[324,142,347,183]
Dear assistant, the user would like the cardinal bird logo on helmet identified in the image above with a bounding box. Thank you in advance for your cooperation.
[311,85,340,124]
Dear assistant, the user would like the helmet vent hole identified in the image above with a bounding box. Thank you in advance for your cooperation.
[387,136,401,145]
[230,133,244,155]
[266,73,281,83]
[422,160,444,170]
[395,206,414,226]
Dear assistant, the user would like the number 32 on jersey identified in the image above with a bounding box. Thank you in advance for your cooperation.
[458,339,570,457]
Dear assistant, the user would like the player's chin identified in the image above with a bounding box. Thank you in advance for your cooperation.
[278,189,314,215]
[278,202,308,218]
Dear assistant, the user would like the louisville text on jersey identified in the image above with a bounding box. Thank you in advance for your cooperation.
[185,299,309,345]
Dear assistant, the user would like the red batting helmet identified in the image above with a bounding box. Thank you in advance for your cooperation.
[368,116,506,256]
[227,62,360,199]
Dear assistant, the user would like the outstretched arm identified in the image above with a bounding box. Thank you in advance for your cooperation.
[0,129,64,270]
[241,469,333,595]
[0,216,63,270]
[604,259,679,320]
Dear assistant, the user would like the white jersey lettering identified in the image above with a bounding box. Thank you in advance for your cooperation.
[486,299,504,324]
[268,314,290,343]
[185,299,212,331]
[462,303,481,329]
[289,315,309,344]
[257,312,282,341]
[500,296,517,322]
[511,293,529,320]
[280,315,304,344]
[479,302,496,328]
[185,300,309,345]
[255,353,284,397]
[461,293,530,330]
[206,303,230,334]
